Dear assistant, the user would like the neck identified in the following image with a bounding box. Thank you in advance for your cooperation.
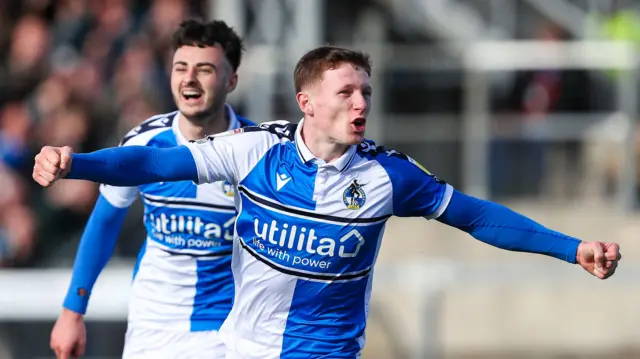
[300,119,350,163]
[178,105,229,141]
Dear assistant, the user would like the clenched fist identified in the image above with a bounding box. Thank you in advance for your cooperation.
[33,146,74,187]
[50,309,86,359]
[576,241,621,279]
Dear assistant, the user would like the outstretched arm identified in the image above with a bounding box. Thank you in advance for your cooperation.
[68,146,197,185]
[381,151,621,279]
[33,145,198,187]
[437,190,580,262]
[437,190,621,279]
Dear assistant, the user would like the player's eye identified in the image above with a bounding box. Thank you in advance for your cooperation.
[199,68,213,74]
[174,67,187,73]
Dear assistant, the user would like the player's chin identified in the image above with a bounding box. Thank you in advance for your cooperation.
[344,134,364,146]
[178,105,208,118]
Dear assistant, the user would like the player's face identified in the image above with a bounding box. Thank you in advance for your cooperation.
[171,45,237,121]
[308,63,372,145]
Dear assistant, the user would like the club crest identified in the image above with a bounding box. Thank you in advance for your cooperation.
[343,179,367,210]
[221,180,235,197]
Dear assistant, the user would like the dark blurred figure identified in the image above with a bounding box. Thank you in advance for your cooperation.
[0,14,51,106]
[492,20,593,199]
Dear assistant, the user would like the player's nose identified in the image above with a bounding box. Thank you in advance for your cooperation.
[352,92,368,112]
[183,67,198,82]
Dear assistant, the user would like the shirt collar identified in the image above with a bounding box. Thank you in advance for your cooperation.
[294,118,357,172]
[174,103,239,145]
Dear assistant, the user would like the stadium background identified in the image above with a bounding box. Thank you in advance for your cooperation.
[0,0,639,358]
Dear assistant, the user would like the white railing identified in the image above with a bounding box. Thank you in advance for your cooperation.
[462,40,639,210]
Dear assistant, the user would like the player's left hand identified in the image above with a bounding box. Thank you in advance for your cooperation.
[576,241,621,279]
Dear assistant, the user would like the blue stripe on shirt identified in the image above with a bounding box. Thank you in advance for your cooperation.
[437,190,581,263]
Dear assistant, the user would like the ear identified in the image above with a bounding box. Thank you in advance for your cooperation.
[226,72,238,93]
[296,91,314,116]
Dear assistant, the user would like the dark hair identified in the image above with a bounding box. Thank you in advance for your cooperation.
[293,46,372,92]
[172,19,244,72]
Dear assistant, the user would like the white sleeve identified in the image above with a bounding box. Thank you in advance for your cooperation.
[187,135,237,185]
[99,184,139,208]
[186,128,278,185]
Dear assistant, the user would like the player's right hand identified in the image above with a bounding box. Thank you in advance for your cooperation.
[50,308,87,359]
[33,146,73,187]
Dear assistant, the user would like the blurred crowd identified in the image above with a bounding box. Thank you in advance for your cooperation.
[0,0,207,267]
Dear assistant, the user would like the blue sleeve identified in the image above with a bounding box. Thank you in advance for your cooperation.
[63,195,129,314]
[380,154,450,218]
[66,145,198,186]
[437,190,581,263]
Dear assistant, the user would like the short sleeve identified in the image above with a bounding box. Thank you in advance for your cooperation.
[188,125,278,185]
[383,154,453,219]
[185,128,241,184]
[186,122,299,186]
[99,184,139,208]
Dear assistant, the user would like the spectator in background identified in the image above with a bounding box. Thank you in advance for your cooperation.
[0,0,209,267]
[0,163,35,266]
[491,20,593,199]
[0,14,51,106]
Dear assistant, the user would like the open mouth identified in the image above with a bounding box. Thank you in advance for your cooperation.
[181,89,203,102]
[352,117,366,132]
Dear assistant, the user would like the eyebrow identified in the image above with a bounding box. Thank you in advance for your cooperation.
[173,61,217,69]
[340,84,373,91]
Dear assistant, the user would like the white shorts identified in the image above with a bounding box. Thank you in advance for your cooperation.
[122,326,226,359]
